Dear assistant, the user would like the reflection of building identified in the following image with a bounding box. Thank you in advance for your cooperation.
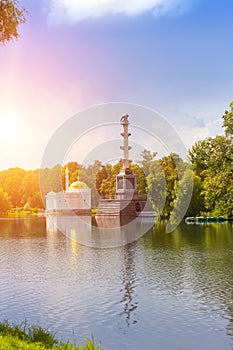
[45,168,91,215]
[97,115,155,217]
[46,215,92,243]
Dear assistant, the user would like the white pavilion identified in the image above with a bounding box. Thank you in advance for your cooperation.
[45,168,91,215]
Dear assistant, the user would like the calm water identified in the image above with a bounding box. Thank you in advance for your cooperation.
[0,217,233,350]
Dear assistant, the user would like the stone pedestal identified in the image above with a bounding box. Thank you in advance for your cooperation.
[115,168,137,200]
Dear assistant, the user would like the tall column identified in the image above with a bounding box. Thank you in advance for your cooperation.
[120,114,132,169]
[116,115,137,199]
[65,166,69,192]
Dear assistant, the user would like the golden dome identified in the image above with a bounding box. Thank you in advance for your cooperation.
[69,181,89,191]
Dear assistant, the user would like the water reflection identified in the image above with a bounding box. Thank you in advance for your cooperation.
[120,243,138,328]
[46,214,141,329]
[0,217,46,239]
[142,221,233,345]
[0,218,233,349]
[46,214,155,248]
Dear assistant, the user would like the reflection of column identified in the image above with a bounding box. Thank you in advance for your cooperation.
[120,242,138,327]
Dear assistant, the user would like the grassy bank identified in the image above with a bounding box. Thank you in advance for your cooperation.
[0,321,103,350]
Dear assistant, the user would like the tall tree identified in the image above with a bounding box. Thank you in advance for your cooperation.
[130,163,147,194]
[137,149,157,176]
[189,102,233,217]
[170,169,204,225]
[3,167,25,207]
[21,170,43,208]
[96,164,113,199]
[0,0,27,44]
[222,101,233,138]
[147,160,166,217]
[147,153,185,218]
[0,187,11,215]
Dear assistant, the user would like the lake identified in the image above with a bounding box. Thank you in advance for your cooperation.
[0,216,233,350]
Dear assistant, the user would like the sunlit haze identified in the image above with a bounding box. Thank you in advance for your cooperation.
[0,0,233,170]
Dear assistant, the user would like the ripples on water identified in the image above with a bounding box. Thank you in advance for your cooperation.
[0,218,233,350]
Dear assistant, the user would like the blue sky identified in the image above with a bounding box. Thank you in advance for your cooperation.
[0,0,233,169]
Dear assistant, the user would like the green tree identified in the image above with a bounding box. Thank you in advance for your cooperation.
[96,163,122,199]
[80,161,102,207]
[222,101,233,138]
[0,0,27,44]
[170,170,204,226]
[187,173,205,216]
[137,149,157,176]
[147,153,185,218]
[189,103,233,217]
[189,135,232,180]
[95,162,146,199]
[96,164,113,198]
[130,163,147,194]
[147,160,166,217]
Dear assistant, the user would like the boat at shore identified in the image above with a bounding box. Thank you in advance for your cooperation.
[185,216,226,224]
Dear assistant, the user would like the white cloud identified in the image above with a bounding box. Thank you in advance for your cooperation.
[178,117,223,156]
[47,0,195,25]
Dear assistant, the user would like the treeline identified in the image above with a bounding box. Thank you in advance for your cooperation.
[0,161,104,215]
[0,101,232,218]
[95,101,233,219]
[188,101,233,217]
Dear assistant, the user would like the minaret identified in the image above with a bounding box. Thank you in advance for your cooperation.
[116,115,137,200]
[65,166,69,193]
[120,114,132,169]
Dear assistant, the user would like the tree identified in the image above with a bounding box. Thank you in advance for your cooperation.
[222,101,233,138]
[137,149,157,176]
[147,160,166,217]
[187,173,205,216]
[96,164,113,199]
[189,135,232,178]
[189,105,233,217]
[3,167,25,207]
[0,0,27,44]
[21,170,43,208]
[39,165,63,205]
[170,170,204,226]
[79,161,102,207]
[0,187,11,215]
[147,153,185,218]
[130,163,147,194]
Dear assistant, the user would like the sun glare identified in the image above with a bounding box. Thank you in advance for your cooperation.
[0,110,21,145]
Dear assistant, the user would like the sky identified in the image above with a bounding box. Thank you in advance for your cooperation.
[0,0,233,170]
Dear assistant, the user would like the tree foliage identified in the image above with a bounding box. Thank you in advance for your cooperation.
[0,0,27,44]
[136,149,157,176]
[147,153,185,218]
[189,101,233,217]
[1,100,232,219]
[147,160,166,216]
[222,101,233,138]
[95,161,149,200]
[0,187,11,214]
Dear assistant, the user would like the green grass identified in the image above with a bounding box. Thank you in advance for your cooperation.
[0,321,103,350]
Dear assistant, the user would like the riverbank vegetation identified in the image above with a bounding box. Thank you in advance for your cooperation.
[0,320,103,349]
[0,101,232,219]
